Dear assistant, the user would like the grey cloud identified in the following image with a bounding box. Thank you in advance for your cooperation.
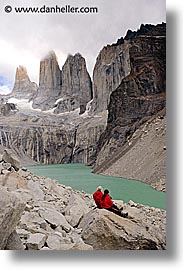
[0,0,166,86]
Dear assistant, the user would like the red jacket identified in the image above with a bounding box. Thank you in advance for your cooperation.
[101,194,113,209]
[93,190,103,208]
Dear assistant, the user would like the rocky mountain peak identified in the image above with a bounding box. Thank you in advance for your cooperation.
[41,50,57,61]
[11,66,38,100]
[54,52,92,115]
[12,66,32,92]
[32,50,62,110]
[39,50,61,89]
[114,22,166,46]
[14,66,30,83]
[64,52,87,67]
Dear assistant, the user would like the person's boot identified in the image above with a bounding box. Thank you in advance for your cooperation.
[121,212,128,218]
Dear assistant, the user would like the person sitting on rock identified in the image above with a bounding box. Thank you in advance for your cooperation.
[93,186,103,209]
[101,189,128,218]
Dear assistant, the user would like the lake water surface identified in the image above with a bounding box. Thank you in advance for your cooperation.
[27,163,166,210]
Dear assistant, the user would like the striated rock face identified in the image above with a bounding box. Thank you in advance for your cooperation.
[91,23,166,114]
[11,66,38,100]
[72,112,107,164]
[32,51,62,110]
[94,23,166,184]
[54,53,92,114]
[0,111,107,166]
[92,41,131,113]
[0,122,75,165]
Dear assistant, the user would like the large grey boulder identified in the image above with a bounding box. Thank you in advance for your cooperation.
[0,186,25,249]
[26,233,47,250]
[5,231,24,250]
[0,172,29,191]
[2,149,20,171]
[79,208,166,250]
[46,233,65,250]
[45,232,93,250]
[27,180,45,201]
[38,207,72,232]
[64,193,90,227]
[20,210,48,233]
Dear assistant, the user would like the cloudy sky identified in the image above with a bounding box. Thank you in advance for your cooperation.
[0,0,166,94]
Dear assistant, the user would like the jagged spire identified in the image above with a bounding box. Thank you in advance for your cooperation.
[11,65,38,99]
[14,66,30,85]
[39,50,61,89]
[41,50,58,61]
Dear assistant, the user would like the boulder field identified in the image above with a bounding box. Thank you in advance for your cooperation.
[0,150,166,250]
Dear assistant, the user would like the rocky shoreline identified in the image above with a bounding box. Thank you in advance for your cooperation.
[0,150,166,250]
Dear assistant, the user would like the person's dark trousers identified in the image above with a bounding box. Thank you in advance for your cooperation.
[106,206,128,218]
[107,206,121,216]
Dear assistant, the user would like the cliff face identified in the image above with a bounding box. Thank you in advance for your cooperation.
[0,117,74,165]
[32,51,62,110]
[72,112,107,164]
[54,53,92,114]
[11,66,38,100]
[91,23,166,114]
[92,41,131,113]
[0,110,107,165]
[93,23,166,188]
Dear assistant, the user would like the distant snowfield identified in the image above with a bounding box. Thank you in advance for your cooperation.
[8,98,33,110]
[7,97,89,117]
[7,98,56,114]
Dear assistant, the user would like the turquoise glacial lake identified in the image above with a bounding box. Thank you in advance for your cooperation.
[27,163,166,210]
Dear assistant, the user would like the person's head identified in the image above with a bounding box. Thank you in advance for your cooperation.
[104,189,109,194]
[97,186,102,191]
